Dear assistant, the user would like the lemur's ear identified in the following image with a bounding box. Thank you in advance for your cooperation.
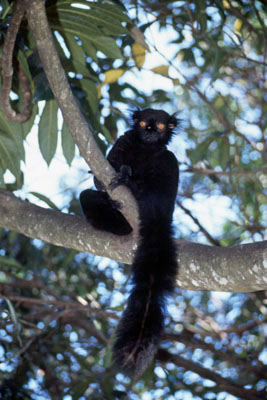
[132,109,141,123]
[168,112,179,130]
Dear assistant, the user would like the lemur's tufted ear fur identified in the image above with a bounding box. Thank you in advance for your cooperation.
[132,109,141,123]
[168,112,179,130]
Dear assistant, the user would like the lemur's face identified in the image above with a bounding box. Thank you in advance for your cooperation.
[132,108,178,145]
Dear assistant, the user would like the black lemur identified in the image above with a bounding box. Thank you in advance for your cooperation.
[80,108,179,376]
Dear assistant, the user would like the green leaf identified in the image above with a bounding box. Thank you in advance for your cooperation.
[0,110,25,161]
[187,138,214,164]
[38,100,58,166]
[90,36,123,59]
[199,10,207,32]
[0,0,11,19]
[61,122,76,166]
[30,192,60,210]
[17,49,32,83]
[48,3,125,59]
[55,0,131,23]
[212,48,226,80]
[78,79,99,114]
[82,40,97,62]
[63,34,88,76]
[4,297,23,346]
[106,0,127,11]
[0,131,22,181]
[48,2,129,37]
[0,167,5,189]
[21,103,38,139]
[100,124,114,144]
[4,297,20,326]
[48,16,103,45]
[0,255,23,270]
[219,138,230,170]
[79,1,130,22]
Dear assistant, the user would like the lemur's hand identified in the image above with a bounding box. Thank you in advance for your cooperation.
[109,165,132,190]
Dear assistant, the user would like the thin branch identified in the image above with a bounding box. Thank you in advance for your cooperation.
[0,293,108,345]
[149,42,262,153]
[59,314,108,345]
[157,349,265,400]
[0,294,84,308]
[0,1,32,122]
[184,164,267,176]
[227,49,267,67]
[251,2,267,35]
[186,84,261,152]
[4,336,36,363]
[164,329,267,379]
[177,200,221,246]
[0,270,63,300]
[226,0,265,40]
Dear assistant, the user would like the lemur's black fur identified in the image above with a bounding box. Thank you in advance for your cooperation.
[80,108,179,376]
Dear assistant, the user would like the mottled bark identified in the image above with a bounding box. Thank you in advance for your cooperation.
[24,0,139,233]
[1,1,266,294]
[0,189,266,293]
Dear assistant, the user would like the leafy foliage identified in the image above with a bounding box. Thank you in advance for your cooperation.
[0,0,266,399]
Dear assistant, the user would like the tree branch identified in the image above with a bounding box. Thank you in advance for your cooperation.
[177,200,221,246]
[23,0,139,233]
[157,349,266,400]
[164,330,267,379]
[0,189,266,293]
[1,1,266,293]
[0,0,32,122]
[184,164,267,177]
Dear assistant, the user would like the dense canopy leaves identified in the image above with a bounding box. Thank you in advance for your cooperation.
[0,1,266,399]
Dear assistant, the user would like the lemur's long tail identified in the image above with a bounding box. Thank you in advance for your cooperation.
[112,215,178,377]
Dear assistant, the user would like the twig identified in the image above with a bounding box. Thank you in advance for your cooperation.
[1,0,32,122]
[184,164,267,176]
[149,41,262,153]
[226,0,264,40]
[157,349,265,400]
[177,200,221,246]
[0,294,86,309]
[186,84,260,152]
[164,329,267,379]
[251,1,267,35]
[4,336,36,363]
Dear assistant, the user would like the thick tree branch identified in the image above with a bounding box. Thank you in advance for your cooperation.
[0,189,266,293]
[23,0,139,233]
[1,2,266,293]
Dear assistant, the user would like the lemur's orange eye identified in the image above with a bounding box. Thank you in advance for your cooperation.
[139,121,146,128]
[157,123,165,130]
